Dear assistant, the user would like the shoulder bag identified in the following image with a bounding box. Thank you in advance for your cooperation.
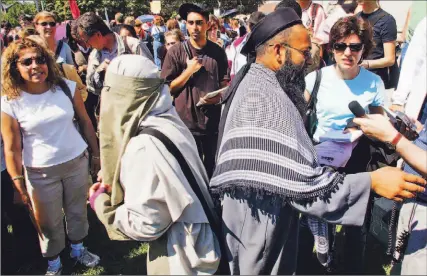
[304,69,322,139]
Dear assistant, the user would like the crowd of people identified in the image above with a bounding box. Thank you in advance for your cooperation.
[1,0,426,275]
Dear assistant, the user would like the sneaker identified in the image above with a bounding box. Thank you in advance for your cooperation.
[45,263,62,275]
[71,247,100,268]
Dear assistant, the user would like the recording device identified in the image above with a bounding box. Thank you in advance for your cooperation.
[348,101,367,118]
[348,101,419,141]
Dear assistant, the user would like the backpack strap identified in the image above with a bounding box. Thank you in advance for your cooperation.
[308,69,323,111]
[183,40,193,60]
[311,3,320,32]
[140,127,230,275]
[122,36,132,54]
[59,78,79,123]
[55,40,64,60]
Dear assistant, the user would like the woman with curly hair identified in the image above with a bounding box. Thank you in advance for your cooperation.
[1,38,100,275]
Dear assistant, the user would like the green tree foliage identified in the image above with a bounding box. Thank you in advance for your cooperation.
[1,0,264,26]
[1,0,37,27]
[162,0,265,18]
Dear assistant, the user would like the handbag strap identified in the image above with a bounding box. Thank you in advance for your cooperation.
[140,127,230,275]
[59,78,79,122]
[308,69,322,109]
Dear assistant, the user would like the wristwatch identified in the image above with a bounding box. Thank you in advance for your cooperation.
[385,132,403,150]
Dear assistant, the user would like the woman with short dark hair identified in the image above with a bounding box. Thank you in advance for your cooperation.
[302,15,386,274]
[305,15,382,142]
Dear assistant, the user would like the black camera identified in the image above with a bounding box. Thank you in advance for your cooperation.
[388,111,419,141]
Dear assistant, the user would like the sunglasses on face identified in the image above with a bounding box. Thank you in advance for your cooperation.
[37,22,56,27]
[187,20,204,26]
[18,56,47,66]
[333,42,363,52]
[166,41,177,46]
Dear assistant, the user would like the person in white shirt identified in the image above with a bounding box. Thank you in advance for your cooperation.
[313,0,358,45]
[1,38,100,275]
[390,17,427,123]
[297,0,327,38]
[226,11,265,81]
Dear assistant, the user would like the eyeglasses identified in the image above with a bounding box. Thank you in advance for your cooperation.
[270,43,312,60]
[17,56,47,66]
[333,42,364,52]
[187,20,204,26]
[82,32,98,46]
[166,41,177,46]
[36,22,56,27]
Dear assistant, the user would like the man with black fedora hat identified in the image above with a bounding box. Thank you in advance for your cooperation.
[209,7,426,275]
[161,3,228,178]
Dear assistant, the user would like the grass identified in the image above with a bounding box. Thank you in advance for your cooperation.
[3,204,394,275]
[2,205,148,275]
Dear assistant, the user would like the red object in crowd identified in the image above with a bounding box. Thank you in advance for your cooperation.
[69,0,81,19]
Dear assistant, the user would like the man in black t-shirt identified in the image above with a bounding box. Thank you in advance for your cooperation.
[357,0,398,89]
[161,3,228,178]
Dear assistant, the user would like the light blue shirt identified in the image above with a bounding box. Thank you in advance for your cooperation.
[305,65,385,142]
[56,41,74,65]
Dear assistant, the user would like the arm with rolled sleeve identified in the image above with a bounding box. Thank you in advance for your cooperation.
[290,173,372,226]
[392,17,426,107]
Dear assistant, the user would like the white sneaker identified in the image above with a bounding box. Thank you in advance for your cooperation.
[45,263,62,275]
[71,247,100,268]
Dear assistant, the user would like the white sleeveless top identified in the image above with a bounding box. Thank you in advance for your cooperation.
[1,79,87,167]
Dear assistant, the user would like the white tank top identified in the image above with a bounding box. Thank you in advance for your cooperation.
[1,79,87,167]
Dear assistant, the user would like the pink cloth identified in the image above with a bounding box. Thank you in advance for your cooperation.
[301,2,327,37]
[89,186,106,211]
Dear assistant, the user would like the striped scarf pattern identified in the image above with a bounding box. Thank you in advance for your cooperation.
[211,63,345,266]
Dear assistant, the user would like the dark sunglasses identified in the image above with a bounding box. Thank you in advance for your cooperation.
[333,42,363,52]
[166,41,177,46]
[187,20,204,26]
[37,22,56,27]
[18,56,47,66]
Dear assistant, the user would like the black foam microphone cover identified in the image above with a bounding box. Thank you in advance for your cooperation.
[348,101,366,118]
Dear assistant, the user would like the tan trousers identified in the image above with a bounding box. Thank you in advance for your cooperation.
[24,151,90,257]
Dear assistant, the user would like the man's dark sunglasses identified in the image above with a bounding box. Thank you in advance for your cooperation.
[37,22,56,27]
[18,56,47,66]
[333,42,363,52]
[187,20,204,26]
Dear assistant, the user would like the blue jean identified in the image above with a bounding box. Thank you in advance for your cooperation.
[153,40,163,70]
[399,42,409,71]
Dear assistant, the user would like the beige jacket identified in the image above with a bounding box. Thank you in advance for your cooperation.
[94,85,220,274]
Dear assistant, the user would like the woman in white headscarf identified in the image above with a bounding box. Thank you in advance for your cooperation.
[88,55,221,275]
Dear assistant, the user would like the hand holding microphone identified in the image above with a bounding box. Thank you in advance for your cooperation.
[349,101,419,143]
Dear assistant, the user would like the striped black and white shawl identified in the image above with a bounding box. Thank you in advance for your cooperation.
[211,63,346,266]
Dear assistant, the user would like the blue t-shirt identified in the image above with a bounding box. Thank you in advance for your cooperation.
[305,65,385,142]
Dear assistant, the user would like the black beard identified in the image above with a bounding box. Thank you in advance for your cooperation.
[275,57,308,118]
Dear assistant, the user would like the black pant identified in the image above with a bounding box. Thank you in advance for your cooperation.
[193,133,218,179]
[84,92,100,131]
